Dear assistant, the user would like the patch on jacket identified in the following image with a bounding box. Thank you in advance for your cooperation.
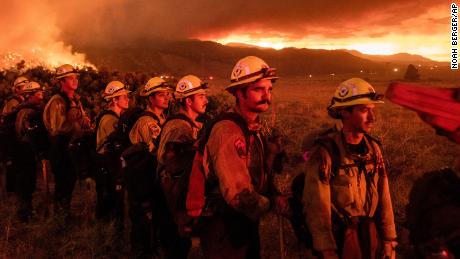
[148,122,161,138]
[234,138,247,158]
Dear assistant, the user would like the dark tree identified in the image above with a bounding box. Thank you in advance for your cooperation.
[404,64,420,81]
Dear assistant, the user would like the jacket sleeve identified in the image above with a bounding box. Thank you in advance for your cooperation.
[375,146,397,241]
[207,121,270,219]
[129,116,161,148]
[302,146,337,251]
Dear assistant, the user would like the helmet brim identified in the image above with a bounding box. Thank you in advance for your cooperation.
[175,88,207,99]
[330,98,384,109]
[104,89,131,100]
[56,72,79,79]
[226,75,278,90]
[140,86,170,97]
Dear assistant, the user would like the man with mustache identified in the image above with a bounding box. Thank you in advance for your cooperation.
[194,56,286,259]
[303,78,397,259]
[156,74,208,258]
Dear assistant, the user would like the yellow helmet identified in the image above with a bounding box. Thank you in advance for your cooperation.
[13,76,29,89]
[103,81,131,100]
[22,81,42,93]
[175,75,207,99]
[327,78,384,119]
[226,56,278,91]
[140,77,169,97]
[55,64,79,79]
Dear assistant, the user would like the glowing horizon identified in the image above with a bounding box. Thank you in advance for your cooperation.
[211,34,450,62]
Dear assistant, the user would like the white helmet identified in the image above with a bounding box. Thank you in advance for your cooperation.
[22,81,42,94]
[55,64,79,79]
[13,76,29,90]
[227,56,278,91]
[175,75,207,99]
[140,77,170,97]
[103,81,131,100]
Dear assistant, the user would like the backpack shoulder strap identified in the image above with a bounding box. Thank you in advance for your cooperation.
[164,113,197,129]
[198,112,250,153]
[364,133,382,147]
[141,111,161,125]
[56,92,71,112]
[314,134,341,179]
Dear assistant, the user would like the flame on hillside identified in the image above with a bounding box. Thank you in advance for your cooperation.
[0,42,94,71]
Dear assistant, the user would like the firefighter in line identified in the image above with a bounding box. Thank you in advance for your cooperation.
[43,64,91,218]
[1,76,30,196]
[13,81,46,221]
[127,77,171,257]
[191,56,288,258]
[303,78,397,259]
[156,74,209,258]
[94,81,130,220]
[2,76,29,116]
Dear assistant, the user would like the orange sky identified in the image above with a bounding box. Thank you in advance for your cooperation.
[0,0,454,68]
[199,3,452,61]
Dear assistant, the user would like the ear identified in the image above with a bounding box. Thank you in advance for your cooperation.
[185,96,193,107]
[148,94,154,104]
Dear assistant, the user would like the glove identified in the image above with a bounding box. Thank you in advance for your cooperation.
[380,240,397,259]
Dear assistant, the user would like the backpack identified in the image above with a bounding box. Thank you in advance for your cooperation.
[94,109,120,153]
[16,104,49,156]
[0,103,34,162]
[153,113,202,231]
[101,107,153,154]
[120,108,162,204]
[185,112,251,218]
[288,131,340,249]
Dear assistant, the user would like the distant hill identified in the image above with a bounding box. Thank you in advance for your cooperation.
[226,42,270,50]
[343,50,438,65]
[72,39,385,77]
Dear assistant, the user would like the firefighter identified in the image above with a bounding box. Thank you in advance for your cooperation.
[43,64,91,218]
[0,76,29,196]
[1,76,30,196]
[13,81,46,221]
[195,56,287,259]
[2,76,29,116]
[126,77,171,257]
[94,81,130,220]
[129,77,170,150]
[302,78,397,259]
[156,74,208,258]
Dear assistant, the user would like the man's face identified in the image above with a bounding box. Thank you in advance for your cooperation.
[238,78,273,113]
[188,93,208,115]
[342,104,376,134]
[61,74,78,91]
[150,90,170,110]
[115,94,129,110]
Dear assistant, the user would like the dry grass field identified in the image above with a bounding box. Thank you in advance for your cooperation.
[1,74,459,258]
